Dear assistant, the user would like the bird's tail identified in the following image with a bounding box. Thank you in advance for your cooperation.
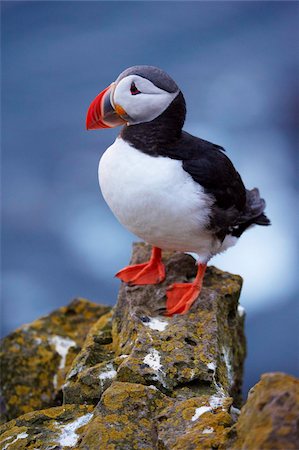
[254,212,271,226]
[231,188,270,237]
[241,188,271,225]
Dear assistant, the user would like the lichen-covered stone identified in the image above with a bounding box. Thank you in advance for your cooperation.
[0,243,252,449]
[157,393,234,449]
[113,243,245,405]
[62,244,245,412]
[232,372,299,449]
[78,382,235,450]
[0,298,110,422]
[0,404,93,449]
[79,381,168,449]
[63,310,117,404]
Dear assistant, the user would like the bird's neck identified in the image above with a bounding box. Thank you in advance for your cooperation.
[120,92,186,156]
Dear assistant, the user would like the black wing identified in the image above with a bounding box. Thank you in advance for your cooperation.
[163,131,247,237]
[181,135,246,211]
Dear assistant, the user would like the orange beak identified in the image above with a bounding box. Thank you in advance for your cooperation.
[86,84,126,130]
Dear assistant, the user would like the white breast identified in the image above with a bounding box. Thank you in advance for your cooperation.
[98,138,217,261]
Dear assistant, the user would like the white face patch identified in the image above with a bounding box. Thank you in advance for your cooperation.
[112,75,178,124]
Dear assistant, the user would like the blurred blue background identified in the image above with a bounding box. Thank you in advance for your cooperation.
[2,1,298,395]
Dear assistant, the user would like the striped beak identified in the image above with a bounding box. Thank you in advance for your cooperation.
[86,83,126,130]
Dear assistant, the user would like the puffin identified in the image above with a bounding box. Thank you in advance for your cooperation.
[86,65,270,315]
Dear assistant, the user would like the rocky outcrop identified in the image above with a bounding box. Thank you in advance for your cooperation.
[0,405,94,449]
[232,372,299,449]
[64,244,245,412]
[0,243,297,449]
[0,298,110,423]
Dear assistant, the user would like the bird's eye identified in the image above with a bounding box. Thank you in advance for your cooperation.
[130,82,141,95]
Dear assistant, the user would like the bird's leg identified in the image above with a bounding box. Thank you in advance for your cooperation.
[115,246,166,285]
[166,263,207,315]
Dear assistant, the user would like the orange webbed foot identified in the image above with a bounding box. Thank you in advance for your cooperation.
[166,282,201,315]
[166,263,207,315]
[115,247,165,285]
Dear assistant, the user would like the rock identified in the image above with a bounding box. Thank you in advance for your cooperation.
[63,310,116,405]
[1,243,253,449]
[79,382,234,450]
[59,243,245,448]
[0,404,93,449]
[156,392,234,449]
[79,381,167,449]
[63,244,245,410]
[113,243,245,405]
[233,372,299,449]
[0,298,110,422]
[1,243,298,449]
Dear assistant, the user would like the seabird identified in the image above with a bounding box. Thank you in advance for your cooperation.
[86,65,270,315]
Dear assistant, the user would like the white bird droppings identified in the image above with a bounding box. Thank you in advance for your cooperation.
[207,362,216,372]
[2,432,28,449]
[238,305,246,317]
[192,393,226,422]
[99,363,117,385]
[56,413,93,447]
[230,405,241,415]
[143,348,162,371]
[48,335,76,370]
[209,395,225,410]
[143,348,167,387]
[230,405,241,421]
[222,346,234,386]
[144,317,168,331]
[191,406,211,421]
[67,361,84,380]
[202,427,214,434]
